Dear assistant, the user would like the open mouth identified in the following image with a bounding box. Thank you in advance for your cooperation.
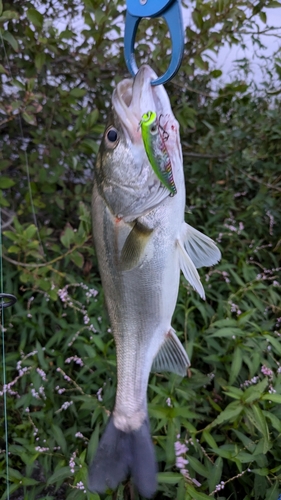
[112,65,172,141]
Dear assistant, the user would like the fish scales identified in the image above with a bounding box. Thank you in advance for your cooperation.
[88,65,221,498]
[93,192,181,420]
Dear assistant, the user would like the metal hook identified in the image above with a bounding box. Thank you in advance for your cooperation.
[124,0,184,86]
[0,293,17,309]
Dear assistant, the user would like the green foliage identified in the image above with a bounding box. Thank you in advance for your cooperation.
[1,0,281,499]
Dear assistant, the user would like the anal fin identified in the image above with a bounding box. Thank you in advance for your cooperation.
[177,238,205,299]
[151,328,190,377]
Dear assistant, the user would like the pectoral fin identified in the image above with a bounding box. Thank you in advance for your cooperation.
[177,237,205,299]
[151,328,190,377]
[120,221,153,271]
[182,223,221,268]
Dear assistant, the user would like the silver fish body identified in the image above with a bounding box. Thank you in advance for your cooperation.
[88,65,221,498]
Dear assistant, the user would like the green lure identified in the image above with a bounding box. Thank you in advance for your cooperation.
[140,111,177,196]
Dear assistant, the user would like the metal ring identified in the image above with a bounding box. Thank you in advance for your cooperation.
[0,293,17,309]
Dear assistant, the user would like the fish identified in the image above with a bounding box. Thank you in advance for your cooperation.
[88,64,221,498]
[139,110,177,196]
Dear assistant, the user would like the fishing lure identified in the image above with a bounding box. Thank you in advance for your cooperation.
[140,110,177,196]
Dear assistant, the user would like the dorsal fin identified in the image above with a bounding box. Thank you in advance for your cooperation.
[182,222,221,268]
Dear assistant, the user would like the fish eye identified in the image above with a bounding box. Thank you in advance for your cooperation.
[106,127,119,147]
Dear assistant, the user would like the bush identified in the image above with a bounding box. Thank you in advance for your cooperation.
[1,0,281,499]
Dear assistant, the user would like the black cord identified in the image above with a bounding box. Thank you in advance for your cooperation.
[0,293,17,309]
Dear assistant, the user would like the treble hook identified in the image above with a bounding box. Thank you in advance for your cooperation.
[124,0,184,86]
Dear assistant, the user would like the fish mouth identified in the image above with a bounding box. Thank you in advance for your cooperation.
[112,65,173,143]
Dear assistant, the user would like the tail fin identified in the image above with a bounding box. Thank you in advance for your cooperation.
[88,417,157,498]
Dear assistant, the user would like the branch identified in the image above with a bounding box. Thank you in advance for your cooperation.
[240,27,281,36]
[2,237,92,269]
[183,148,242,160]
[172,81,213,98]
[0,115,14,127]
[245,173,281,192]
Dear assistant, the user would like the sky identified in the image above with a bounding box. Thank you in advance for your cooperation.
[202,8,281,84]
[51,3,281,86]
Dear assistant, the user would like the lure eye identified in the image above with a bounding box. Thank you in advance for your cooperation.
[150,123,158,135]
[106,127,119,147]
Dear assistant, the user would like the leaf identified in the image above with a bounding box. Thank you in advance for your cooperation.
[165,421,176,465]
[210,400,243,427]
[0,10,19,22]
[91,335,105,353]
[66,489,88,500]
[188,456,209,478]
[51,424,67,455]
[24,224,38,240]
[194,55,208,71]
[217,0,224,13]
[46,466,71,485]
[11,78,24,90]
[0,160,11,171]
[266,335,281,355]
[0,191,10,205]
[8,468,23,480]
[208,457,223,493]
[35,52,46,71]
[27,8,43,28]
[242,377,268,403]
[176,478,185,500]
[0,483,21,500]
[22,112,37,125]
[81,138,99,154]
[36,340,49,371]
[2,31,18,52]
[210,327,244,338]
[236,450,255,463]
[157,472,182,484]
[229,347,242,384]
[252,468,269,476]
[244,406,271,453]
[87,423,100,464]
[259,12,267,23]
[263,411,281,432]
[21,477,40,486]
[254,473,268,500]
[211,69,222,78]
[70,88,87,97]
[70,251,84,268]
[192,10,203,29]
[0,177,15,188]
[265,481,279,500]
[60,224,75,248]
[232,429,256,453]
[202,431,217,449]
[185,485,210,500]
[0,63,7,73]
[210,318,238,328]
[229,269,245,287]
[7,245,20,253]
[87,109,99,127]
